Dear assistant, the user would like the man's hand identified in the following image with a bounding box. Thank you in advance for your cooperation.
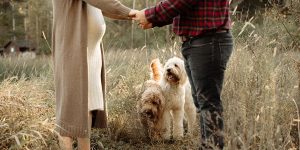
[140,22,153,29]
[132,10,153,29]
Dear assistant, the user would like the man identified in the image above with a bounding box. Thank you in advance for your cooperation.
[133,0,233,149]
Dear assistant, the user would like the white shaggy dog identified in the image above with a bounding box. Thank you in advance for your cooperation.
[152,57,197,139]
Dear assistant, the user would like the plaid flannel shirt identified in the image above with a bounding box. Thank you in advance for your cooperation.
[145,0,231,36]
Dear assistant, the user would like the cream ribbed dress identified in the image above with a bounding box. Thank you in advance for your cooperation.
[87,4,106,111]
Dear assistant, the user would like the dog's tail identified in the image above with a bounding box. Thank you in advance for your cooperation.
[150,58,163,81]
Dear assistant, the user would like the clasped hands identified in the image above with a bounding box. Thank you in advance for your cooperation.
[129,9,153,29]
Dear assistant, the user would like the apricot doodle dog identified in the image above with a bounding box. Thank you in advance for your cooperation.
[136,79,166,140]
[137,57,196,140]
[136,59,166,140]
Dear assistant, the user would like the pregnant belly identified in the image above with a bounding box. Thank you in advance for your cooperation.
[87,4,106,45]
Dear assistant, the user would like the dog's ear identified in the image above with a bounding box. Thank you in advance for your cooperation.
[178,60,188,84]
[179,71,187,85]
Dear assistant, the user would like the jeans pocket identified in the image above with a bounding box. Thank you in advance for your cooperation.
[218,42,233,69]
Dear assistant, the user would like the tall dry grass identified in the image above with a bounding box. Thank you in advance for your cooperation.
[0,13,300,149]
[0,57,51,81]
[0,57,57,149]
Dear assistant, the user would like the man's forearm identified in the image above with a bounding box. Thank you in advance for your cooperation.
[145,0,196,26]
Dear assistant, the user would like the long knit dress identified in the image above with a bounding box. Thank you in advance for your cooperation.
[52,0,131,138]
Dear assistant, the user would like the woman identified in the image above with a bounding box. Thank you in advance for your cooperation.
[51,0,136,149]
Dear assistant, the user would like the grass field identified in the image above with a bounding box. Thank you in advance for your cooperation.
[1,16,300,149]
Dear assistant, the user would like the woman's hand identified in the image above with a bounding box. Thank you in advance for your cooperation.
[129,9,139,18]
[131,10,153,29]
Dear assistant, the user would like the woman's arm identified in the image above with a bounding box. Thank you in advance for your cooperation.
[83,0,132,19]
[102,11,130,20]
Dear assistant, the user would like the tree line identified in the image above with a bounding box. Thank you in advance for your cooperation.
[0,0,298,54]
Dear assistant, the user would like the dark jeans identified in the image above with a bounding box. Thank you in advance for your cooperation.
[181,32,233,149]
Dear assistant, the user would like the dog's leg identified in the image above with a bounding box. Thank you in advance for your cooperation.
[185,102,197,135]
[172,108,184,139]
[161,111,171,140]
[184,84,197,135]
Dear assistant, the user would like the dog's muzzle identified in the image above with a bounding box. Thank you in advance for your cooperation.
[143,109,157,120]
[166,70,179,82]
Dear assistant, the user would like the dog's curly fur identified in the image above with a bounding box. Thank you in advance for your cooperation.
[136,80,166,140]
[158,57,197,139]
[137,57,196,140]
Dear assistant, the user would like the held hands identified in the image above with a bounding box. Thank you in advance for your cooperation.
[129,9,152,29]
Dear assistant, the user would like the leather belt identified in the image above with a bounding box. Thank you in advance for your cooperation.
[181,29,229,42]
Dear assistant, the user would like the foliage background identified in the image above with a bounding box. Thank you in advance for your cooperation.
[0,0,298,52]
[0,0,300,149]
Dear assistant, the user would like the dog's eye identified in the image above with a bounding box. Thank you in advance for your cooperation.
[174,64,178,67]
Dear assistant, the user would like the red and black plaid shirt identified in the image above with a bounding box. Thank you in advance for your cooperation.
[145,0,231,36]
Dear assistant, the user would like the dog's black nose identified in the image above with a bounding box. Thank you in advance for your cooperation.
[144,110,153,118]
[167,69,171,72]
[146,110,152,115]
